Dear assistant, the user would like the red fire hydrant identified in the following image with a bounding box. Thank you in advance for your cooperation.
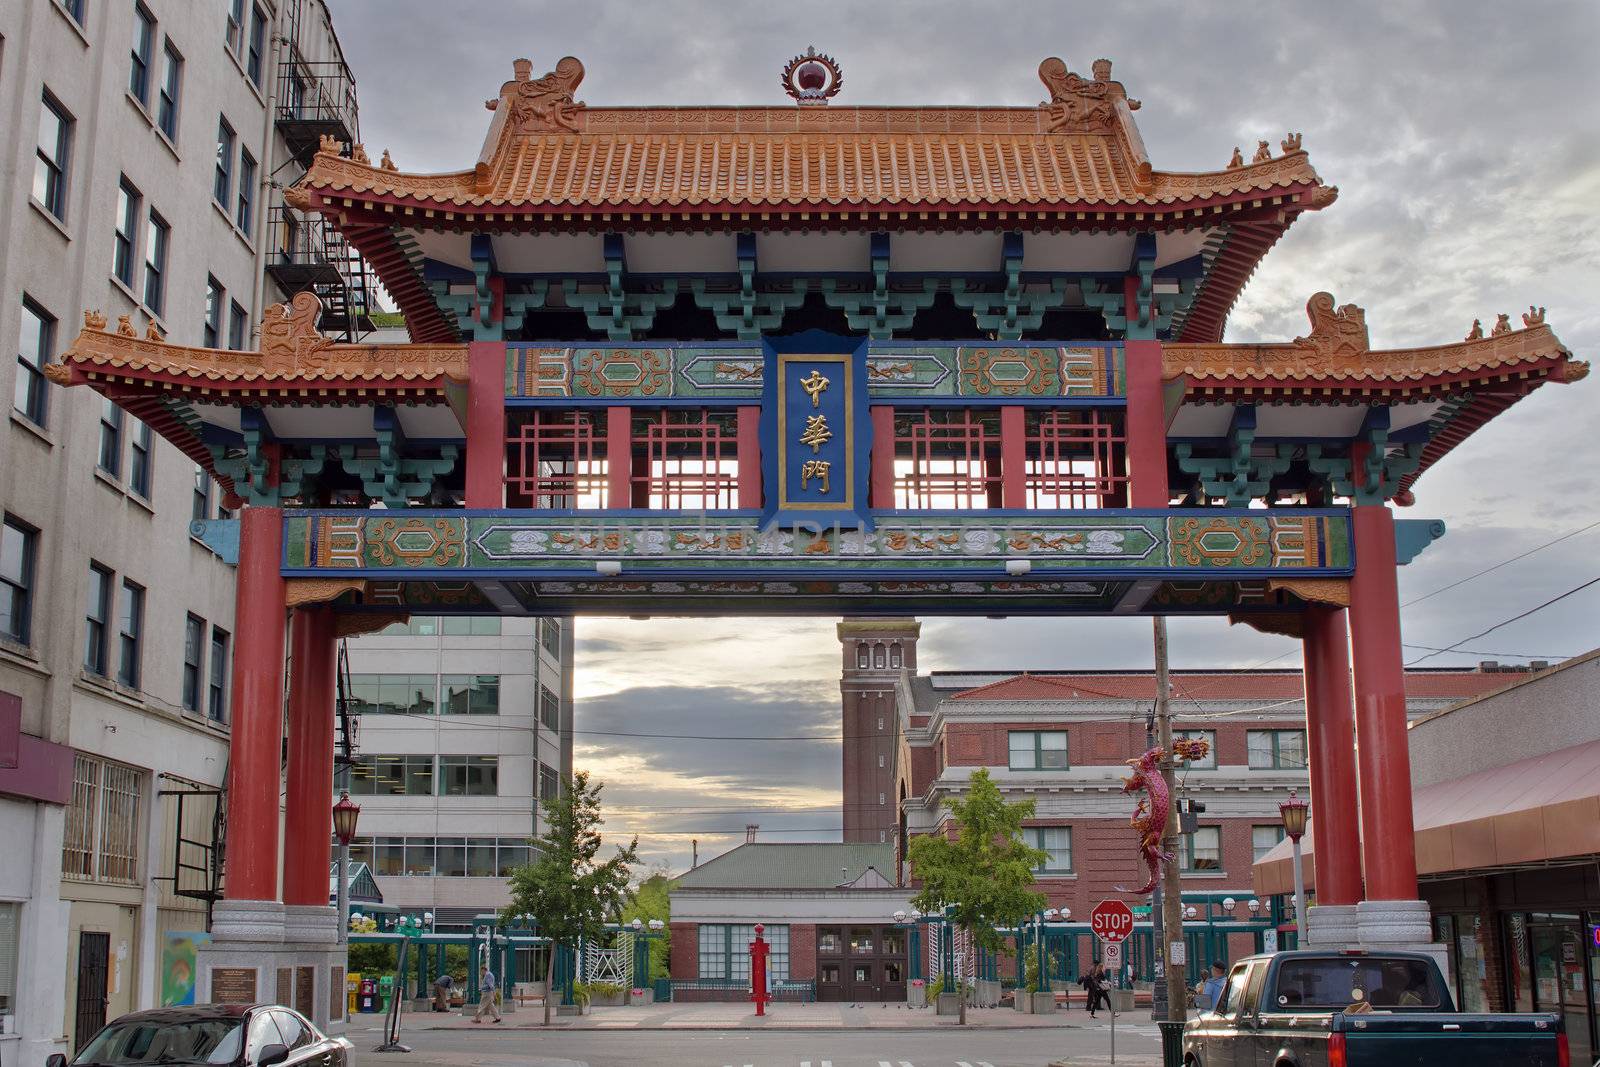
[750,923,770,1016]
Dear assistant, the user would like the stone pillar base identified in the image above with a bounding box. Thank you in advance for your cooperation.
[200,900,348,1033]
[1301,904,1359,949]
[1356,899,1432,946]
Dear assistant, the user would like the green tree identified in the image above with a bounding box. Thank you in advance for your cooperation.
[504,770,639,1024]
[620,867,676,981]
[907,767,1047,1024]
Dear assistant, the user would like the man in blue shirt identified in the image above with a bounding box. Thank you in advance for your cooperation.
[1198,961,1228,1011]
[473,964,503,1023]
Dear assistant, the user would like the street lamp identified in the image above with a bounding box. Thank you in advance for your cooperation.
[332,791,361,944]
[1247,899,1261,917]
[1279,789,1310,932]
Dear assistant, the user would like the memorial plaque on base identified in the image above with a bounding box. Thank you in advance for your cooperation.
[276,968,291,1006]
[295,966,315,1017]
[330,967,345,1020]
[212,967,258,1003]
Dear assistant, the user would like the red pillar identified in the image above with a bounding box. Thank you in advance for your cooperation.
[999,405,1026,508]
[465,340,506,508]
[1302,606,1362,905]
[869,405,896,508]
[282,605,337,906]
[736,405,762,509]
[224,505,288,901]
[606,406,632,508]
[1348,504,1418,900]
[1123,279,1169,508]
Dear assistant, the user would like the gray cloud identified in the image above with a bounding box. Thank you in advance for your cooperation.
[338,1,1600,873]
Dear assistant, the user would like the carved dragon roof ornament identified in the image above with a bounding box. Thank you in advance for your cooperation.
[488,56,586,133]
[1037,56,1139,134]
[781,46,843,105]
[259,291,335,371]
[1293,292,1370,364]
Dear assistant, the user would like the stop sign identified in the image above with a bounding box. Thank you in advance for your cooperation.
[1091,899,1135,943]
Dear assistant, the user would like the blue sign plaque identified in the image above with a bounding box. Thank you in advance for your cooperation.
[762,333,871,529]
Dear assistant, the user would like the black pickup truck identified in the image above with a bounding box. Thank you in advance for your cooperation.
[1183,949,1569,1067]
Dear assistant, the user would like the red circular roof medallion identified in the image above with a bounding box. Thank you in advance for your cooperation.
[782,47,843,104]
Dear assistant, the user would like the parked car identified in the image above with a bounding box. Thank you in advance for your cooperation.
[1183,949,1569,1067]
[50,1004,354,1067]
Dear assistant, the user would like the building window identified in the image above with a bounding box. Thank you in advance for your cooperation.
[214,118,234,207]
[441,616,500,636]
[631,408,740,509]
[113,179,141,287]
[438,755,497,797]
[347,674,435,716]
[1247,729,1307,770]
[505,410,609,508]
[98,398,124,477]
[893,408,1001,509]
[192,465,213,522]
[63,755,143,884]
[246,5,267,87]
[1008,730,1069,771]
[856,645,868,669]
[143,210,169,315]
[0,902,17,1014]
[15,297,54,426]
[225,0,244,54]
[204,277,224,347]
[1,516,39,646]
[1179,826,1222,872]
[538,686,559,731]
[116,579,144,688]
[127,418,152,497]
[538,764,559,803]
[207,627,229,721]
[236,149,256,232]
[84,562,113,676]
[346,755,433,797]
[228,301,248,350]
[442,674,500,716]
[1175,730,1218,770]
[157,40,182,139]
[60,0,86,25]
[1252,825,1287,863]
[181,614,205,711]
[539,617,561,656]
[1023,826,1073,874]
[129,4,155,106]
[698,925,789,982]
[1025,408,1128,508]
[34,92,73,221]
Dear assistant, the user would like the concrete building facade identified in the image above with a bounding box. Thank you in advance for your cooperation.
[0,1,357,1060]
[335,615,575,928]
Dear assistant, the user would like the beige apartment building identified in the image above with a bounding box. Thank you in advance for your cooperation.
[0,1,361,1061]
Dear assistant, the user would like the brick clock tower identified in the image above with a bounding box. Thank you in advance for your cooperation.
[837,619,920,844]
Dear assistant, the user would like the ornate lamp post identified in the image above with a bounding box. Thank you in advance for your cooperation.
[332,791,360,944]
[1280,789,1310,933]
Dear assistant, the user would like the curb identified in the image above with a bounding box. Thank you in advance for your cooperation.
[396,1022,1091,1033]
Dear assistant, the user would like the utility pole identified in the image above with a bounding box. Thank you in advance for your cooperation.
[1146,705,1167,1023]
[1153,616,1188,1024]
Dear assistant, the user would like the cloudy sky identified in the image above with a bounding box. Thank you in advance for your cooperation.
[337,1,1600,872]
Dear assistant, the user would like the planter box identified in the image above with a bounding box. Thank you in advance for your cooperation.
[1031,992,1056,1014]
[906,985,927,1008]
[1014,992,1034,1013]
[628,989,653,1006]
[589,990,626,1007]
[555,1001,590,1016]
[935,992,962,1016]
[1109,988,1135,1013]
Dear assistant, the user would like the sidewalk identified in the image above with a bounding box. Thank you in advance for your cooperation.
[370,999,1108,1030]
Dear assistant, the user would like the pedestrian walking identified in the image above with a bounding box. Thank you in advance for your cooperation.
[472,964,502,1024]
[431,973,454,1012]
[1080,961,1112,1018]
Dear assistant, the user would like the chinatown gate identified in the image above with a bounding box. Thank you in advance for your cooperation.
[47,52,1585,1026]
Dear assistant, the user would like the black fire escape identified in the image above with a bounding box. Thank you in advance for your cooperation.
[266,0,374,341]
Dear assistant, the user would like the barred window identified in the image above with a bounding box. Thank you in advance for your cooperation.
[62,755,142,884]
[892,408,1001,509]
[1025,409,1127,509]
[698,924,789,982]
[505,410,608,508]
[631,409,739,509]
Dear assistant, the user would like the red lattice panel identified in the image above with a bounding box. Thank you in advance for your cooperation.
[1025,409,1127,509]
[631,408,739,510]
[893,408,1002,510]
[505,409,608,508]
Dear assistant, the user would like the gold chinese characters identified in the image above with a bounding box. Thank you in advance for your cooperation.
[801,460,832,492]
[799,369,829,408]
[799,414,832,453]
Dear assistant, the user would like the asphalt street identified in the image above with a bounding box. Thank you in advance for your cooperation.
[371,1021,1163,1067]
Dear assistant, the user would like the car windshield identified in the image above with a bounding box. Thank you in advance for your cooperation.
[75,1018,244,1066]
[1273,957,1444,1010]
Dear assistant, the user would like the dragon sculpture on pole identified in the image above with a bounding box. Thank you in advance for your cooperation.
[1119,738,1211,895]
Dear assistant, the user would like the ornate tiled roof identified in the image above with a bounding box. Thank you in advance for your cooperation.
[1165,295,1586,396]
[45,297,467,393]
[289,56,1329,220]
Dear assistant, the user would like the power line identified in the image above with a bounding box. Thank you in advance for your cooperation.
[1405,576,1600,667]
[1401,643,1574,660]
[1401,520,1600,608]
